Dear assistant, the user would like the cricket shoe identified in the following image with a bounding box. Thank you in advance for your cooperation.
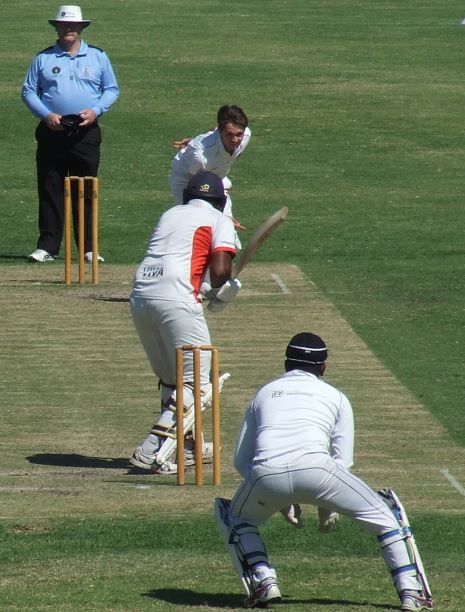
[85,252,105,262]
[153,443,215,474]
[184,442,214,466]
[129,446,156,470]
[400,590,434,611]
[28,249,55,262]
[152,460,178,474]
[244,571,282,608]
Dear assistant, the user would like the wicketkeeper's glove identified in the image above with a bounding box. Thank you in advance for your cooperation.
[318,507,339,533]
[280,504,303,528]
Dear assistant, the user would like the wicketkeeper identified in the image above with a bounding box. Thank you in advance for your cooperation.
[215,332,433,611]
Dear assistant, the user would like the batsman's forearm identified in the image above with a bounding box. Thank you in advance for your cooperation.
[210,252,233,286]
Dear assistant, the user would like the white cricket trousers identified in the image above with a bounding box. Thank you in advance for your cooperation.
[230,453,421,592]
[130,295,211,386]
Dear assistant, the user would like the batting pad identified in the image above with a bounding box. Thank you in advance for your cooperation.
[155,372,230,466]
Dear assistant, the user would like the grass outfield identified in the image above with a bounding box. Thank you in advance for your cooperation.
[1,0,465,609]
[3,0,465,444]
[1,264,465,609]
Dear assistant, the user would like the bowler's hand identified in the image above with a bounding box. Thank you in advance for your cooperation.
[173,137,191,150]
[173,126,216,150]
[233,218,246,231]
[78,109,97,127]
[46,112,64,131]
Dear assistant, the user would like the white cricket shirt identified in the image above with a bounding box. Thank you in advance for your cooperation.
[168,127,252,205]
[234,370,354,477]
[132,199,236,302]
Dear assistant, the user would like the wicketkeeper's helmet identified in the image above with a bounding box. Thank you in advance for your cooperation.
[183,171,227,211]
[285,332,328,366]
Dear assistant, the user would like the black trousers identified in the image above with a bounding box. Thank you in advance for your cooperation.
[35,121,101,256]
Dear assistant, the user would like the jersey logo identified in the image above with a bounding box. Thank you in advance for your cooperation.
[52,66,61,74]
[272,391,283,398]
[141,265,163,278]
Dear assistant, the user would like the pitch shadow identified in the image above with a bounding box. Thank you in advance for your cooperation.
[94,297,130,303]
[27,453,129,469]
[14,279,65,285]
[0,254,30,261]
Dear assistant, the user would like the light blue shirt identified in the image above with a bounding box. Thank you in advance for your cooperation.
[21,39,120,119]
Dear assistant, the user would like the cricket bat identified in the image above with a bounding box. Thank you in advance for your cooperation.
[233,206,288,277]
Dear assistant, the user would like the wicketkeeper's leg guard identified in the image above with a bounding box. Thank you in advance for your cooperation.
[378,489,433,606]
[214,497,272,597]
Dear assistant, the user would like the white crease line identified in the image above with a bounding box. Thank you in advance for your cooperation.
[241,292,287,297]
[271,273,290,294]
[438,467,465,497]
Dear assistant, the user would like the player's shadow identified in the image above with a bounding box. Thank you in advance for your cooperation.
[0,254,29,260]
[144,589,397,609]
[143,589,244,609]
[27,453,129,469]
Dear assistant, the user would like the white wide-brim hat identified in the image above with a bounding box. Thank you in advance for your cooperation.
[48,5,91,28]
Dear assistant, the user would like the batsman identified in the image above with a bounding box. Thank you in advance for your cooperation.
[129,172,241,474]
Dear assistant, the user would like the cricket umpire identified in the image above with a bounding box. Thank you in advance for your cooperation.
[21,5,119,263]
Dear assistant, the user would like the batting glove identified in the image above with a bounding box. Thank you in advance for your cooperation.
[207,278,241,313]
[280,504,303,528]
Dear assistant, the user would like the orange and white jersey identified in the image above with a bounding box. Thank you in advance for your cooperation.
[131,199,236,302]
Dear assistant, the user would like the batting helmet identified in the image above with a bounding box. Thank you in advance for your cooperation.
[183,171,227,211]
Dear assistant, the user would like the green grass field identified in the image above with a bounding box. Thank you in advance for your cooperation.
[1,1,465,609]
